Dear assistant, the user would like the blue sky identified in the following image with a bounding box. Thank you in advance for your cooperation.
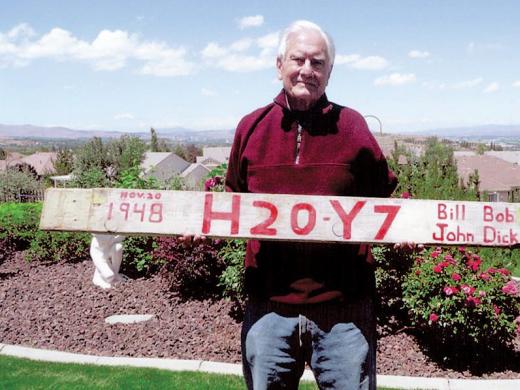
[1,0,519,133]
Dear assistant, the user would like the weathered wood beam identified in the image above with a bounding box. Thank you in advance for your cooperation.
[40,188,520,246]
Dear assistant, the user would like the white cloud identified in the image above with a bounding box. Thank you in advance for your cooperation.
[237,15,264,30]
[201,31,278,72]
[201,88,217,96]
[0,23,195,76]
[483,82,499,93]
[215,54,272,72]
[453,77,483,89]
[512,80,520,88]
[7,23,35,39]
[335,53,388,70]
[467,41,504,54]
[201,42,227,58]
[230,38,253,52]
[374,73,416,86]
[421,81,447,90]
[408,50,430,59]
[114,113,134,120]
[422,77,483,90]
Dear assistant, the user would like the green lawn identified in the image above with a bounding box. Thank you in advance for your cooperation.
[513,261,520,278]
[0,355,400,389]
[0,355,319,390]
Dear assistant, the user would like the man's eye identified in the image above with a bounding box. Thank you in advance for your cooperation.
[291,57,304,65]
[312,60,324,68]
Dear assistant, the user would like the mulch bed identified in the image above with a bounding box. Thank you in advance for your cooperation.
[1,252,519,379]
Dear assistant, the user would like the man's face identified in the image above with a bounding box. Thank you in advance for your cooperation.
[277,29,332,111]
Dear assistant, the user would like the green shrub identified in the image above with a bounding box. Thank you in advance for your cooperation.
[154,237,225,299]
[218,239,246,302]
[403,246,520,356]
[25,231,91,263]
[0,202,42,249]
[373,245,415,332]
[121,235,158,276]
[0,169,44,200]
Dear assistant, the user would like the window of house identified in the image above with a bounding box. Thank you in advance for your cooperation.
[488,192,498,202]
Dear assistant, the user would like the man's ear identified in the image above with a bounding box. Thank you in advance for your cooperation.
[325,64,333,86]
[276,57,283,80]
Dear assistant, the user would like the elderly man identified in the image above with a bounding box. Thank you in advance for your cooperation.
[225,20,397,390]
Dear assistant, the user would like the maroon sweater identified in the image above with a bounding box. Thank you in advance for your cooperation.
[226,90,397,302]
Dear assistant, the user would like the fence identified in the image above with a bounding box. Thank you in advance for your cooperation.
[0,189,45,203]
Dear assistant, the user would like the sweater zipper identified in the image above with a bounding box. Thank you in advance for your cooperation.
[295,123,303,164]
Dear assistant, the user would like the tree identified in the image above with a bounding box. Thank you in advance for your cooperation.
[53,149,74,175]
[71,135,146,188]
[0,169,44,200]
[150,127,159,152]
[106,135,146,179]
[389,137,478,201]
[173,143,202,163]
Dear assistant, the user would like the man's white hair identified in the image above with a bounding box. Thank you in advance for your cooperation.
[277,20,335,67]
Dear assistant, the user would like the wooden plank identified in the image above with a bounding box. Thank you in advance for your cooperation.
[40,188,520,246]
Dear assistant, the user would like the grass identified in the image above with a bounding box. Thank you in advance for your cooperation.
[512,261,520,278]
[0,355,320,390]
[0,355,401,389]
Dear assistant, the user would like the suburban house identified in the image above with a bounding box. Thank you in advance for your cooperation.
[454,152,520,202]
[196,146,231,168]
[180,163,211,189]
[0,152,56,176]
[141,152,190,182]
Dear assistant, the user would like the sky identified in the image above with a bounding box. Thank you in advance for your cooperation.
[1,0,519,134]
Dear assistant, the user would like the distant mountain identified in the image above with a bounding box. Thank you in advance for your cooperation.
[156,127,235,142]
[0,124,124,139]
[3,123,520,142]
[417,124,520,138]
[0,123,235,144]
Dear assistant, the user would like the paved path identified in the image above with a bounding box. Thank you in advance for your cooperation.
[1,343,519,389]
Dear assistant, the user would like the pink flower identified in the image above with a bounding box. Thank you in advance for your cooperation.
[501,281,519,296]
[516,325,520,335]
[415,270,421,276]
[466,256,481,272]
[204,176,223,191]
[451,273,461,282]
[431,251,440,259]
[401,191,411,199]
[493,305,501,315]
[433,265,443,273]
[458,246,466,254]
[461,284,475,295]
[497,268,511,276]
[415,257,423,265]
[487,267,497,274]
[444,286,458,296]
[479,272,491,281]
[478,290,486,297]
[466,296,481,307]
[444,254,455,264]
[429,313,439,323]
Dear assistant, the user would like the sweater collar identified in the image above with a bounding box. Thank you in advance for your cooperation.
[273,89,333,117]
[274,89,334,131]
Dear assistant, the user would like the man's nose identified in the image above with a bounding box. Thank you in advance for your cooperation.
[300,59,313,76]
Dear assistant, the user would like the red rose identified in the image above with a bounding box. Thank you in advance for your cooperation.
[451,273,461,281]
[429,313,439,323]
[502,281,519,296]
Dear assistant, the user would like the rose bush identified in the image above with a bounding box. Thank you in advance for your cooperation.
[403,246,520,355]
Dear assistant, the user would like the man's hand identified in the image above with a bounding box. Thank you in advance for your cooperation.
[178,233,206,247]
[393,241,424,252]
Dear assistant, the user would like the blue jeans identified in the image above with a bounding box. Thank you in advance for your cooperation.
[241,298,376,390]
